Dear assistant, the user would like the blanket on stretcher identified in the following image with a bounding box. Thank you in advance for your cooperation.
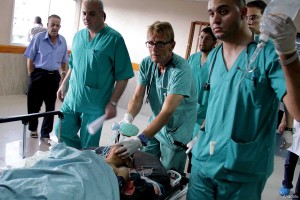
[0,143,119,200]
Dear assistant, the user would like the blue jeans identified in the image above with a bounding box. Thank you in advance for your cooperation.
[282,151,300,197]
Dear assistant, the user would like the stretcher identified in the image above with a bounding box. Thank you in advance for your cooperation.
[0,111,64,158]
[0,112,190,200]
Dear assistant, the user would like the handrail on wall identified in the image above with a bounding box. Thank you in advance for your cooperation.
[0,44,140,70]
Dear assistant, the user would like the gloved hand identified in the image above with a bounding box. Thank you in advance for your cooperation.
[260,14,297,55]
[186,136,198,154]
[114,136,142,158]
[119,113,134,125]
[280,129,293,150]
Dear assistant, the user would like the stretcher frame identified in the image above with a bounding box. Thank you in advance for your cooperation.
[0,111,64,158]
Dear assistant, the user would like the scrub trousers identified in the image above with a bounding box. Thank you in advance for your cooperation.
[27,68,60,138]
[141,136,187,173]
[187,164,267,200]
[282,151,300,198]
[55,104,103,149]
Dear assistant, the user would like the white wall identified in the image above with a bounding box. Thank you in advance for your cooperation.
[104,0,210,63]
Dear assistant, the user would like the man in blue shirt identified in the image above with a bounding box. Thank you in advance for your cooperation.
[24,14,68,144]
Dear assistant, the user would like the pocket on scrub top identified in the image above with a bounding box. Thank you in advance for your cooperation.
[83,85,102,108]
[224,139,270,175]
[237,72,267,108]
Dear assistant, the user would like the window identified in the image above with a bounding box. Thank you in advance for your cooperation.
[12,0,79,47]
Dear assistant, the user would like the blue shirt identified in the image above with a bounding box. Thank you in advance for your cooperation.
[24,31,68,71]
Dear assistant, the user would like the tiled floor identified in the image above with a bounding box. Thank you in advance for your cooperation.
[0,94,299,199]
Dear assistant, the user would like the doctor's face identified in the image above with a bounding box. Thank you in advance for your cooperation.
[208,0,245,41]
[146,33,175,65]
[81,0,105,32]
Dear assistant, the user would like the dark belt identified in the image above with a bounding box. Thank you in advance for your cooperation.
[34,68,59,75]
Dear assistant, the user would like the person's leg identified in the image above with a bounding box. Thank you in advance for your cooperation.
[141,137,161,157]
[294,171,300,199]
[55,105,81,149]
[80,113,103,149]
[216,178,267,200]
[160,143,187,172]
[282,151,298,189]
[41,73,60,138]
[187,164,216,200]
[27,70,44,133]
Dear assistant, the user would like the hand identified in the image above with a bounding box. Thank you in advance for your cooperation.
[278,122,286,134]
[57,86,66,102]
[119,113,133,125]
[186,136,198,154]
[260,14,297,55]
[114,136,142,158]
[280,130,293,150]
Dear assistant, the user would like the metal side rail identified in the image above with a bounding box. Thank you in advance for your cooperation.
[0,111,64,158]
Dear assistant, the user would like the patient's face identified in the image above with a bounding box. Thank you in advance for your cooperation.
[105,145,132,167]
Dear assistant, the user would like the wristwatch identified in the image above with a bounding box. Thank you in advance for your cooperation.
[138,133,149,146]
[110,100,117,107]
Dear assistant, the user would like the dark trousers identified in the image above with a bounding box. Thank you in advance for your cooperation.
[282,151,300,197]
[27,68,60,138]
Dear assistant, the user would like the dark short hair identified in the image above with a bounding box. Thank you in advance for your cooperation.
[201,27,217,41]
[48,14,61,21]
[246,0,267,14]
[34,16,42,24]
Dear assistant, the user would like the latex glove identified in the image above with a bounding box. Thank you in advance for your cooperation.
[119,113,133,125]
[115,136,142,158]
[186,136,198,154]
[260,14,297,55]
[280,130,293,150]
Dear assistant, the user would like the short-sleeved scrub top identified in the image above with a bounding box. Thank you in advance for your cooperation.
[138,53,197,147]
[192,41,286,182]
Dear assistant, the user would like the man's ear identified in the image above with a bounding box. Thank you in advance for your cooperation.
[170,41,176,50]
[103,11,106,21]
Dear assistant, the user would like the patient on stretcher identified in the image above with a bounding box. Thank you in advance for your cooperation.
[104,145,164,198]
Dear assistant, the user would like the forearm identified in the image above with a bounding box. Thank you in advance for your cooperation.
[26,59,34,75]
[142,94,183,138]
[110,80,128,103]
[282,55,300,121]
[60,69,71,90]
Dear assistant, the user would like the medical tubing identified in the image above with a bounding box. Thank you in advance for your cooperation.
[259,0,300,44]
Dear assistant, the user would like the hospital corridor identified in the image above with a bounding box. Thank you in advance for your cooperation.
[0,94,298,200]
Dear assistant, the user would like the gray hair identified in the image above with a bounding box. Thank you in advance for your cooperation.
[83,0,104,11]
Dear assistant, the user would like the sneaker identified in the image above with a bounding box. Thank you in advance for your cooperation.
[30,131,38,138]
[279,186,290,196]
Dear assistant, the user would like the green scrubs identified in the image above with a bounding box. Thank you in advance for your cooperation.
[56,25,134,149]
[188,41,286,199]
[188,52,210,137]
[138,53,197,172]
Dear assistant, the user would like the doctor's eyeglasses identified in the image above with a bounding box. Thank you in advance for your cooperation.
[145,40,173,49]
[246,15,261,22]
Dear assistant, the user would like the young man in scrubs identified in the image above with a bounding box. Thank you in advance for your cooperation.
[187,27,217,138]
[246,0,266,40]
[56,0,134,149]
[186,0,300,199]
[115,21,197,173]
